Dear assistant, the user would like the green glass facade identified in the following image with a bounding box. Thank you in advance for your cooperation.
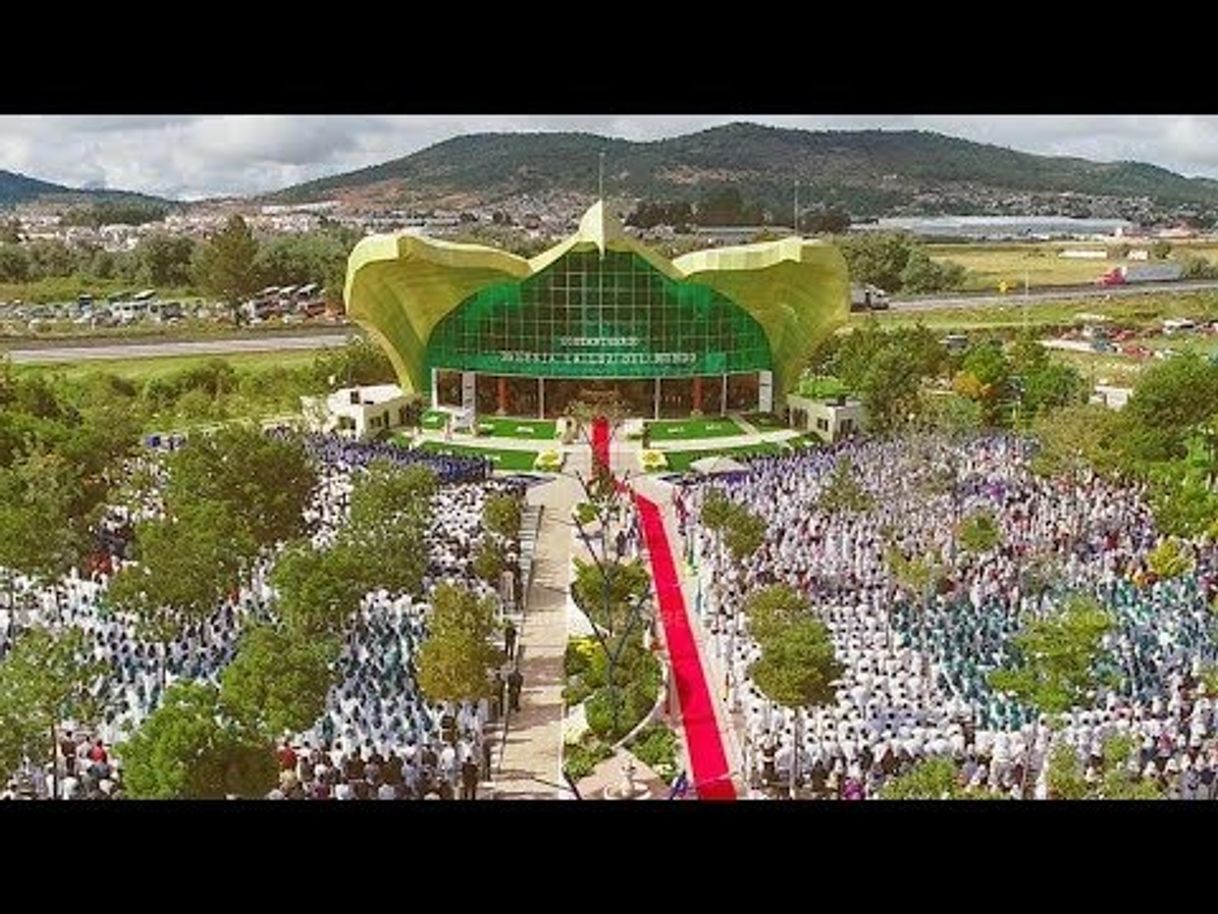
[425,250,772,380]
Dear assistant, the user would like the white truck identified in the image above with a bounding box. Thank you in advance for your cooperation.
[851,283,890,311]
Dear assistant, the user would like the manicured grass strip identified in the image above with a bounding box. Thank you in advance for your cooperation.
[421,409,449,429]
[661,441,786,473]
[476,416,557,439]
[644,417,745,441]
[418,440,539,471]
[743,412,787,430]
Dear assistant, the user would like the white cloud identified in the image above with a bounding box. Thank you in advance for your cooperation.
[1,115,1217,201]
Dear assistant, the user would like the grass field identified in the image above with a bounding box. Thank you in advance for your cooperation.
[645,417,745,441]
[855,291,1218,333]
[662,441,786,473]
[926,241,1218,292]
[417,441,540,471]
[10,348,325,382]
[475,416,557,439]
[421,409,448,430]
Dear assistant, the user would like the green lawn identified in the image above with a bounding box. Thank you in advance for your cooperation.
[418,440,540,471]
[645,417,745,441]
[476,416,557,439]
[10,348,325,382]
[662,441,786,473]
[743,412,787,431]
[421,409,449,430]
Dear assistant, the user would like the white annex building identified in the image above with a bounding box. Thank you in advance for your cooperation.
[301,384,415,439]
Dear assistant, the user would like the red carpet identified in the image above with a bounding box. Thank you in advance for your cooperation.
[592,416,610,474]
[634,494,736,800]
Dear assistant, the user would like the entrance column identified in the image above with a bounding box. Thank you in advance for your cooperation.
[538,377,545,420]
[431,367,439,410]
[692,376,703,413]
[720,374,728,416]
[497,376,509,416]
[654,377,661,421]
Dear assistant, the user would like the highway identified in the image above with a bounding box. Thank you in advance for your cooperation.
[4,333,355,364]
[889,279,1218,311]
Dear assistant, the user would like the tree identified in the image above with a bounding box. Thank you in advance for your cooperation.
[0,452,90,601]
[987,595,1114,717]
[484,493,523,541]
[748,616,843,797]
[196,214,261,325]
[270,541,367,637]
[1030,403,1122,480]
[858,343,927,434]
[416,584,503,705]
[220,624,338,737]
[1145,538,1194,580]
[817,457,873,513]
[953,342,1012,426]
[958,509,1001,555]
[1150,240,1172,260]
[165,424,317,556]
[107,501,253,688]
[722,504,767,565]
[1020,361,1085,421]
[879,757,962,800]
[348,460,437,531]
[118,682,277,799]
[134,233,197,287]
[473,540,506,584]
[743,584,811,647]
[0,627,109,796]
[1120,353,1218,465]
[1147,466,1218,538]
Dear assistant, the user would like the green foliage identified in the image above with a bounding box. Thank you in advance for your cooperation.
[748,618,842,710]
[797,375,850,400]
[348,460,437,531]
[838,232,967,294]
[473,540,506,584]
[699,488,733,531]
[1146,463,1218,538]
[630,722,680,781]
[958,509,1001,555]
[417,584,503,704]
[118,682,277,799]
[108,500,253,645]
[270,541,367,637]
[879,757,962,799]
[311,337,398,389]
[584,673,659,743]
[0,627,109,784]
[817,457,874,513]
[1030,402,1123,479]
[1047,743,1090,800]
[196,214,260,320]
[484,493,523,540]
[1121,353,1218,464]
[570,558,650,636]
[987,595,1114,716]
[563,735,613,782]
[744,585,811,644]
[1145,538,1194,580]
[723,504,766,564]
[1176,252,1218,279]
[220,624,338,736]
[165,424,317,555]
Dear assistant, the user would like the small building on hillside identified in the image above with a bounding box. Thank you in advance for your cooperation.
[1090,385,1132,410]
[787,392,866,442]
[301,384,415,439]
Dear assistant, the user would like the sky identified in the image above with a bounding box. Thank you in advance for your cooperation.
[2,115,1217,202]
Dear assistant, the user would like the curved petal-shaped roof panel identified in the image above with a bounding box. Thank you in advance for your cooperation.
[345,203,849,396]
[344,233,530,393]
[674,238,850,393]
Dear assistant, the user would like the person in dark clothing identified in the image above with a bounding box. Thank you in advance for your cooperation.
[507,668,524,713]
[504,621,517,661]
[491,671,504,722]
[460,757,480,800]
[481,737,493,780]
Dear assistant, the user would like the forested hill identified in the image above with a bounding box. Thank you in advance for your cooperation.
[266,122,1218,222]
[0,168,171,209]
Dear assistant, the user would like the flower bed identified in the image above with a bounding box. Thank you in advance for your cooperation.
[640,449,668,472]
[534,449,564,471]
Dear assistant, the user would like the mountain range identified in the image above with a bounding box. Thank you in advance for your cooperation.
[6,123,1218,222]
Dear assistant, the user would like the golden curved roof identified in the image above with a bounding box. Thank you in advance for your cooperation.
[344,201,849,395]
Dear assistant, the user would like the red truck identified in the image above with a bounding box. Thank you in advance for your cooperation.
[1096,263,1184,286]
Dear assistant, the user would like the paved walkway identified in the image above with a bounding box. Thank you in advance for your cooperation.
[492,457,583,799]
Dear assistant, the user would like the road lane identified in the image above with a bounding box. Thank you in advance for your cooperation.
[4,333,355,363]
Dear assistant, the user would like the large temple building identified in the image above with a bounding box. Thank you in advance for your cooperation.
[344,202,849,419]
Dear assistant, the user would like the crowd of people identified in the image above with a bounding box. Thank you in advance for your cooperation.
[693,435,1218,799]
[0,431,519,800]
